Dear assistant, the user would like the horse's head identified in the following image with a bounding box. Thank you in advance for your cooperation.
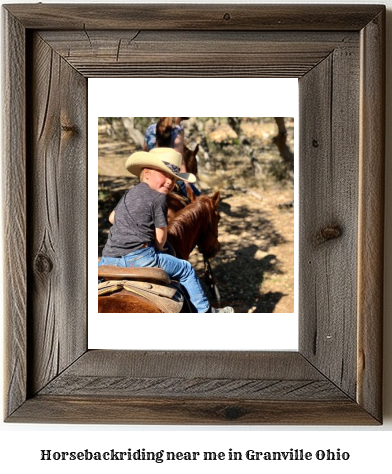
[183,143,199,176]
[197,191,221,259]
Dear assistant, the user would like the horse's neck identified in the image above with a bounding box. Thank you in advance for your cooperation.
[167,206,205,260]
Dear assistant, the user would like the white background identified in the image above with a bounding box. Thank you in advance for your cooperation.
[1,0,391,473]
[89,77,299,351]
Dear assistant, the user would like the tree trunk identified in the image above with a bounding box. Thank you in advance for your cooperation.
[121,117,145,148]
[273,117,294,170]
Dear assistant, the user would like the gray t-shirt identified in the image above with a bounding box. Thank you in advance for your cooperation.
[102,182,168,257]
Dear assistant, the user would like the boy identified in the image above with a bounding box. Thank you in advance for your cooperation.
[99,147,234,313]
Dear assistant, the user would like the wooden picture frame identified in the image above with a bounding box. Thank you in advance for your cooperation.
[3,4,385,424]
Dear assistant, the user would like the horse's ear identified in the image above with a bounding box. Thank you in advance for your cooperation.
[211,190,220,207]
[186,183,196,201]
[194,144,199,154]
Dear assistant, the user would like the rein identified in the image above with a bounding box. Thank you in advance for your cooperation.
[204,256,221,303]
[201,220,221,303]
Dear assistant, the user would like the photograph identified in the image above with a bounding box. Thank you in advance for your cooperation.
[98,117,295,314]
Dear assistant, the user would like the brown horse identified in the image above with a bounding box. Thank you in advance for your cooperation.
[167,191,220,260]
[98,290,163,313]
[98,191,221,313]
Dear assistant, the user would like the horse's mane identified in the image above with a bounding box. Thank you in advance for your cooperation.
[167,196,212,241]
[167,191,188,207]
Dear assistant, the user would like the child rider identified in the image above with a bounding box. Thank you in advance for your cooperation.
[99,147,234,313]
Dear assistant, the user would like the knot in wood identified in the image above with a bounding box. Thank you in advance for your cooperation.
[34,252,53,274]
[61,124,77,133]
[223,405,244,420]
[312,139,319,148]
[223,13,231,21]
[315,225,342,245]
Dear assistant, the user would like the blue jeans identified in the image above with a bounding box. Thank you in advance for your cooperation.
[99,245,210,313]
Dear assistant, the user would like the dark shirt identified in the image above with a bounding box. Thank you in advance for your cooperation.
[102,182,168,257]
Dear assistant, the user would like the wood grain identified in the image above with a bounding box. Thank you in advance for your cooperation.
[10,397,378,425]
[38,30,358,78]
[357,9,385,422]
[27,33,87,395]
[58,350,323,379]
[299,41,360,398]
[2,9,27,419]
[37,351,347,400]
[4,4,384,31]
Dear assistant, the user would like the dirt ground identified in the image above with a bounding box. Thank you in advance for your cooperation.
[98,119,294,313]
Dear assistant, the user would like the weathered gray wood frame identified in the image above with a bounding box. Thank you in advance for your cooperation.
[2,4,385,424]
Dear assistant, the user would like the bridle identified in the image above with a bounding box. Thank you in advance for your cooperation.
[197,215,219,255]
[207,221,219,243]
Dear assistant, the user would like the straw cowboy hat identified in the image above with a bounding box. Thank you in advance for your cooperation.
[125,147,196,183]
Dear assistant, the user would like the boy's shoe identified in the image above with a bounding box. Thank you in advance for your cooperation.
[211,306,234,313]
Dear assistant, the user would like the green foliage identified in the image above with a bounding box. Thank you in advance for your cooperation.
[134,117,154,130]
[267,158,294,182]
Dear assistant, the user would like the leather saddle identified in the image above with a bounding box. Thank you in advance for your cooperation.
[98,265,185,313]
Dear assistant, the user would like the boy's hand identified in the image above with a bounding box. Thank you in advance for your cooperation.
[109,210,115,224]
[154,227,167,251]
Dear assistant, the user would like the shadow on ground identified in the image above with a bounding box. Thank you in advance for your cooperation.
[194,242,286,314]
[99,181,290,313]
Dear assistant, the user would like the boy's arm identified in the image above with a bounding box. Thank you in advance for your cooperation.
[154,227,167,251]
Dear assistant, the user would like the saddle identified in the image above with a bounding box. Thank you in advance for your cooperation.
[98,265,184,313]
[98,265,170,284]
